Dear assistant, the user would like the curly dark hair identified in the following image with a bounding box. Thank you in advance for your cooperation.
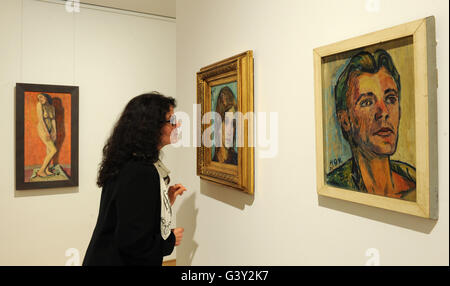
[97,92,176,187]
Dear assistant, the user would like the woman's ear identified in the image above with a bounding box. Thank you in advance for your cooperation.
[337,110,351,132]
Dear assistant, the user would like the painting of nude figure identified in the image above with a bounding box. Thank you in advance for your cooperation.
[16,83,79,190]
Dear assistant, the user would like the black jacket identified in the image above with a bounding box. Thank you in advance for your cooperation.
[83,159,175,266]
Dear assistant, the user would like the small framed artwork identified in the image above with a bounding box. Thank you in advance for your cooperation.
[15,83,79,190]
[197,51,254,194]
[314,17,438,219]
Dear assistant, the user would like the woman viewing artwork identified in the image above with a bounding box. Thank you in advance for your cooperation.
[83,92,187,266]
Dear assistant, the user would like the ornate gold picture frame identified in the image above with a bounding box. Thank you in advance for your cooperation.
[314,17,438,219]
[197,51,254,194]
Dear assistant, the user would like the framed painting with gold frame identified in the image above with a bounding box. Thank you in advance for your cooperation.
[314,17,438,219]
[197,51,254,194]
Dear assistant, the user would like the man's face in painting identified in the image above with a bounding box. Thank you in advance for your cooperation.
[338,67,400,156]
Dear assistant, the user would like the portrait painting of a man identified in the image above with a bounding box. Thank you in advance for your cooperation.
[324,45,416,201]
[315,17,438,218]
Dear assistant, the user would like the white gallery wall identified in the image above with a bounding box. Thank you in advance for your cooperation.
[0,0,448,267]
[174,0,449,265]
[0,0,176,265]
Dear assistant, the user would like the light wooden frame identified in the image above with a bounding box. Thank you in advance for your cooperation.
[197,51,254,194]
[313,17,438,219]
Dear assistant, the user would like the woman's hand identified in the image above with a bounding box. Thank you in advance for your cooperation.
[172,227,184,246]
[168,184,187,206]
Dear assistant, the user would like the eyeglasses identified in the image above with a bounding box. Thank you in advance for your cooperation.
[165,114,177,126]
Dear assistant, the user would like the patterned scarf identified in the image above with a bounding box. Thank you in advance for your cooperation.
[153,159,172,240]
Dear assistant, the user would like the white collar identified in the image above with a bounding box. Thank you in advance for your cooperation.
[154,159,170,179]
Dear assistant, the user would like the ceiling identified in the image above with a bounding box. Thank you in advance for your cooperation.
[81,0,176,18]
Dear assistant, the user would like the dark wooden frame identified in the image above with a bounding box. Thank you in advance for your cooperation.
[15,83,79,190]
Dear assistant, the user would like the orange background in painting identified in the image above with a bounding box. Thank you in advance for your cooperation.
[24,91,72,167]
